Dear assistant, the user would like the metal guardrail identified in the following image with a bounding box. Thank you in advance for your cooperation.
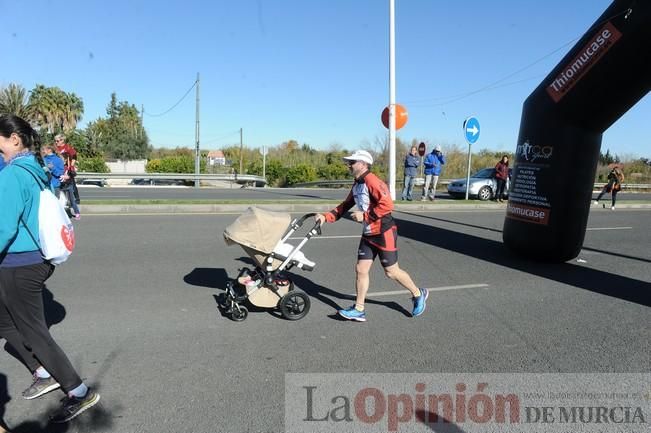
[76,172,267,186]
[76,173,650,190]
[296,179,651,190]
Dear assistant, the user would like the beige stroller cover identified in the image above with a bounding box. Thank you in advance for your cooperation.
[224,207,293,307]
[224,207,291,254]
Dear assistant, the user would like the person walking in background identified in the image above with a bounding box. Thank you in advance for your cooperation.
[59,150,81,220]
[401,145,420,201]
[422,145,445,201]
[494,155,510,202]
[41,145,65,198]
[594,166,625,210]
[315,150,429,322]
[0,114,100,423]
[54,134,79,205]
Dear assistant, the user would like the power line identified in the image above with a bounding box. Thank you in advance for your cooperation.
[202,129,241,145]
[404,5,633,108]
[144,80,197,117]
[408,74,547,107]
[404,38,578,107]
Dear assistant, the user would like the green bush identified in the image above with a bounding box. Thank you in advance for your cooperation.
[317,162,349,180]
[146,156,205,173]
[78,156,109,173]
[285,164,317,186]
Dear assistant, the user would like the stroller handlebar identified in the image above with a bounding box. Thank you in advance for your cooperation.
[294,213,322,236]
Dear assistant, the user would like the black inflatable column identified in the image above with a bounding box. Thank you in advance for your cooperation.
[503,0,651,262]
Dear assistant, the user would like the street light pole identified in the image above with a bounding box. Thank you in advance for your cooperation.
[388,0,396,200]
[194,72,200,188]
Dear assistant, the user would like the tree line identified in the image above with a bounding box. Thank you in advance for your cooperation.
[2,82,648,186]
[0,83,148,172]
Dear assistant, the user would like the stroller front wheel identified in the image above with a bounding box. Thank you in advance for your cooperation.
[231,305,249,322]
[278,290,310,321]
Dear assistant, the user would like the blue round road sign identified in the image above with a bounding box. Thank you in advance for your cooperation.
[463,116,480,145]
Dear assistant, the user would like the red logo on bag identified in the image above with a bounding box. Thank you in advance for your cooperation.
[61,225,75,252]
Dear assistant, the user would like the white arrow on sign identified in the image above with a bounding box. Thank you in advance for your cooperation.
[466,125,478,136]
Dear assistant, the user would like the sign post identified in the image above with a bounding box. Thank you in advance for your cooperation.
[417,142,426,177]
[463,116,480,200]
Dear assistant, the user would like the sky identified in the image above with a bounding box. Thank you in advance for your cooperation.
[1,0,649,159]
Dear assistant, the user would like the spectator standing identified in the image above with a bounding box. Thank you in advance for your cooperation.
[54,134,79,205]
[494,155,510,202]
[594,166,625,210]
[59,151,81,220]
[422,145,445,201]
[401,145,420,201]
[315,150,429,322]
[0,114,100,423]
[41,145,65,197]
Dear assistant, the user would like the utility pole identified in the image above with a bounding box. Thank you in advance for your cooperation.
[239,127,244,174]
[262,145,266,182]
[140,104,144,139]
[194,73,200,188]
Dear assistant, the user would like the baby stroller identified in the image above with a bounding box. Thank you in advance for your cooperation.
[220,207,321,322]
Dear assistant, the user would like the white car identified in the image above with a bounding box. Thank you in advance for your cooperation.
[447,168,512,201]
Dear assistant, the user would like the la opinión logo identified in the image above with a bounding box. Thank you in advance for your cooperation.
[302,382,520,432]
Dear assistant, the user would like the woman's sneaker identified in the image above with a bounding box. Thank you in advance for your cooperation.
[338,306,366,322]
[50,389,101,423]
[22,375,60,400]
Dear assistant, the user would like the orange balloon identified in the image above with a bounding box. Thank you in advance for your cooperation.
[381,104,408,130]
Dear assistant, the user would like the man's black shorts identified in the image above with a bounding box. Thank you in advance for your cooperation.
[357,227,398,267]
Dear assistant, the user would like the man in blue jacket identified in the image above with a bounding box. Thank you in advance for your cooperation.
[422,145,445,201]
[401,145,420,200]
[42,145,65,197]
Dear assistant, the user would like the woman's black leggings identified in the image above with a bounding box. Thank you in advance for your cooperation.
[0,263,82,392]
[495,178,507,199]
[596,181,618,206]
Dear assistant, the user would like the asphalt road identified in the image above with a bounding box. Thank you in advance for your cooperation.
[1,208,650,432]
[78,186,651,203]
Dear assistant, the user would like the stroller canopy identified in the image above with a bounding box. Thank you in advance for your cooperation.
[224,207,292,254]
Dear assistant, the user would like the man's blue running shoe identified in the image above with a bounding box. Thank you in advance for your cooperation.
[338,306,366,322]
[412,288,429,317]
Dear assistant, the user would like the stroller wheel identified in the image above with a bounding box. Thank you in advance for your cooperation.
[231,305,248,322]
[278,290,310,321]
[216,292,228,308]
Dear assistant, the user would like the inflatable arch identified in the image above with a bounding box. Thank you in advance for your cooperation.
[503,0,651,262]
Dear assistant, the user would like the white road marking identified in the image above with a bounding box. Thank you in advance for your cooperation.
[82,195,132,198]
[586,227,632,231]
[289,235,359,240]
[362,283,489,298]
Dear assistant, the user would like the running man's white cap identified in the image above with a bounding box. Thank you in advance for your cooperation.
[342,150,373,165]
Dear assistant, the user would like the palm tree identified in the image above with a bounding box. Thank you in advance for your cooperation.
[29,85,84,133]
[62,92,84,131]
[0,83,34,119]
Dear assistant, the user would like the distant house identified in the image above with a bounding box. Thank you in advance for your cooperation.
[207,150,226,166]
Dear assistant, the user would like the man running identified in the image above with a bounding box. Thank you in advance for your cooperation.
[315,150,428,322]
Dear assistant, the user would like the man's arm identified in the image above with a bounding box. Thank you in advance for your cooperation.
[324,190,355,223]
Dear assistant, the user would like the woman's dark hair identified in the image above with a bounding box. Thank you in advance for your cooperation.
[501,155,509,164]
[0,114,45,166]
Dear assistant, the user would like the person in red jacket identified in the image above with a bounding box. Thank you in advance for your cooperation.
[494,155,510,202]
[315,150,428,322]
